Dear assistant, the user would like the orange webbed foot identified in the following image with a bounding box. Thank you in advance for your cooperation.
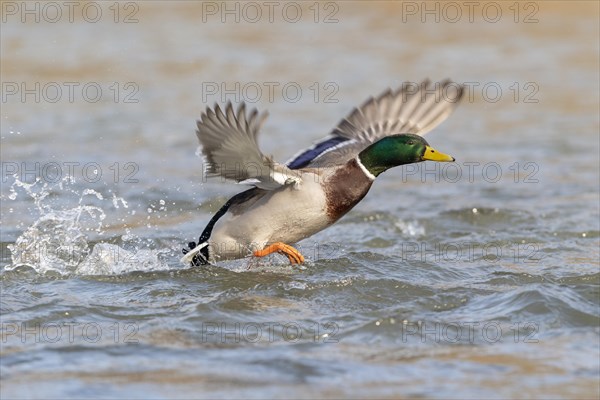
[253,242,305,265]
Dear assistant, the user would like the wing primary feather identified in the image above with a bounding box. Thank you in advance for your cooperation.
[195,102,299,190]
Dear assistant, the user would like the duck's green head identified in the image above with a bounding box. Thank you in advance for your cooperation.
[358,134,455,177]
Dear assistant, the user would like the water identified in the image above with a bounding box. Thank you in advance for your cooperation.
[1,2,599,399]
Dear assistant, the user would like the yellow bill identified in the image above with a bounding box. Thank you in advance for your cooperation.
[422,145,455,162]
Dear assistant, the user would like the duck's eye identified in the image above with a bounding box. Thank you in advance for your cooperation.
[407,140,415,145]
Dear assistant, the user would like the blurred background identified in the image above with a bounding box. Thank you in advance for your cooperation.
[1,1,599,399]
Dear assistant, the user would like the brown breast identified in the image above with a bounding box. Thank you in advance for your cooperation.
[323,158,374,222]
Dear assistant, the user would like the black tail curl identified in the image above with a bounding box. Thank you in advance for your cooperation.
[182,240,209,266]
[182,188,259,267]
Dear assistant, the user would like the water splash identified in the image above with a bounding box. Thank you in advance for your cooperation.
[8,207,99,274]
[76,243,168,275]
[4,175,169,275]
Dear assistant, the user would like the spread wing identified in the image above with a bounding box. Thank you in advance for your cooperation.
[196,102,301,190]
[286,79,464,169]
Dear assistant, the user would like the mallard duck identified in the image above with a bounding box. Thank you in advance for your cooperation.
[182,79,464,266]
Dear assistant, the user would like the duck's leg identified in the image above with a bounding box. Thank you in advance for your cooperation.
[253,242,305,264]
